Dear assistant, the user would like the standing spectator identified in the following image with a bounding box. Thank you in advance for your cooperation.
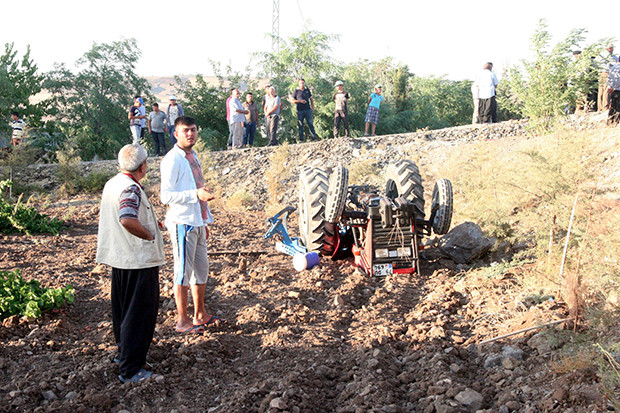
[291,78,317,142]
[333,80,350,138]
[242,92,259,147]
[96,144,164,383]
[166,96,184,145]
[136,96,147,141]
[148,103,168,156]
[364,84,384,136]
[473,63,499,124]
[229,89,248,149]
[265,86,281,146]
[261,84,271,127]
[128,98,146,144]
[606,62,620,125]
[598,44,619,112]
[10,111,26,146]
[160,116,219,334]
[471,82,480,124]
[226,89,234,149]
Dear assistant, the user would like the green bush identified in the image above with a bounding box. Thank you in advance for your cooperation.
[0,180,63,235]
[0,269,74,320]
[78,171,115,193]
[501,20,611,131]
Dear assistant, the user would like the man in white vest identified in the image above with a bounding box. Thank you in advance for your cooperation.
[96,144,164,383]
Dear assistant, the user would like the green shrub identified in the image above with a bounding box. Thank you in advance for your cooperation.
[79,171,115,193]
[0,269,74,320]
[0,180,63,235]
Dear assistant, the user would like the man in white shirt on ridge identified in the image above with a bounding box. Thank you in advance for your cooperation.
[474,62,499,123]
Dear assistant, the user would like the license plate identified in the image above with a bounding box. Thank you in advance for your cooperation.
[373,263,393,276]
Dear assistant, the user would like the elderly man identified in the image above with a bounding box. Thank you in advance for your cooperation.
[265,86,281,146]
[96,144,164,383]
[161,116,219,334]
[228,89,249,149]
[166,96,184,145]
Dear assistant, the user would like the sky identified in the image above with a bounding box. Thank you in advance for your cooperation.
[1,0,617,82]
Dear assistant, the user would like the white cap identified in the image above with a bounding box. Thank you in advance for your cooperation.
[169,95,176,100]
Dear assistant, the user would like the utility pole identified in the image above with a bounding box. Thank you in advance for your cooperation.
[272,0,280,52]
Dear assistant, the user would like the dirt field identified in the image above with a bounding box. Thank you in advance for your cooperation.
[1,185,615,413]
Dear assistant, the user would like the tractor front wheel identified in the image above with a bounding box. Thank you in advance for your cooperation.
[431,178,453,235]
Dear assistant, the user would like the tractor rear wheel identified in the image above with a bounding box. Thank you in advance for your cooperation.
[325,164,349,223]
[385,160,425,219]
[298,167,329,253]
[431,178,453,235]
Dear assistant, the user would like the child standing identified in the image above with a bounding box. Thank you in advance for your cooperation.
[364,84,384,136]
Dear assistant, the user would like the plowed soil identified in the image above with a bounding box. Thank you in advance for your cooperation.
[0,190,613,413]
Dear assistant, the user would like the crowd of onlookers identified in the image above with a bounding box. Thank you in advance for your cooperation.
[126,79,386,154]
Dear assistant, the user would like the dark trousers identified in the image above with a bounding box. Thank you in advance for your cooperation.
[297,109,317,141]
[111,266,159,379]
[151,132,167,156]
[334,110,349,138]
[608,90,620,125]
[243,121,256,146]
[267,115,279,146]
[478,96,497,123]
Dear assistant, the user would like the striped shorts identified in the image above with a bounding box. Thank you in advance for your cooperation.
[169,224,209,286]
[365,106,380,124]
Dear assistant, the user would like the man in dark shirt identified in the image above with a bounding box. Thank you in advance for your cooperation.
[242,92,259,147]
[290,78,317,142]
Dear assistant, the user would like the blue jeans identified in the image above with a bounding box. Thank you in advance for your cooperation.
[130,125,141,144]
[169,127,177,145]
[297,109,317,141]
[243,121,256,146]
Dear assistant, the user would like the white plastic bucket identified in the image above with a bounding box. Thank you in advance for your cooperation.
[293,252,320,271]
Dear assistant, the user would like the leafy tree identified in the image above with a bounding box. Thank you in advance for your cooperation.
[500,20,611,130]
[259,30,339,142]
[409,76,473,130]
[391,64,411,113]
[0,43,46,140]
[44,38,152,160]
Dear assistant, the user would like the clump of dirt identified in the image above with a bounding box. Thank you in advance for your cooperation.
[0,190,614,412]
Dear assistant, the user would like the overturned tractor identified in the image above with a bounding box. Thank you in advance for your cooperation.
[266,160,453,275]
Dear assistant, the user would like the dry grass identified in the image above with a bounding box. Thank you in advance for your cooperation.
[437,124,619,389]
[349,148,382,186]
[197,152,225,209]
[264,143,292,216]
[225,189,254,211]
[441,125,619,315]
[550,348,597,374]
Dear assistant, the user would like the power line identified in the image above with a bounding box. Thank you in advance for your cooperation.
[296,0,305,23]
